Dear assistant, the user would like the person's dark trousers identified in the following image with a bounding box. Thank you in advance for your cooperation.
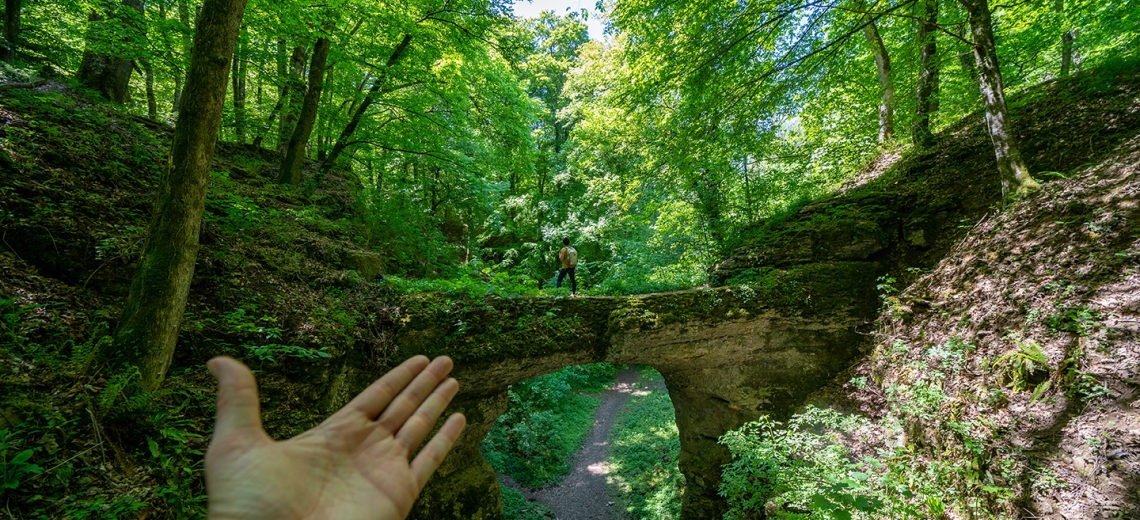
[557,267,576,294]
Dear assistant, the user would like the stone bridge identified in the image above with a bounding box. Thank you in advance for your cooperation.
[346,260,885,519]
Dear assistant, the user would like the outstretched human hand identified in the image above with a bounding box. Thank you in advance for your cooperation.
[204,355,466,520]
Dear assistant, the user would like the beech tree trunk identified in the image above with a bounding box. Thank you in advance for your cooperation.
[113,0,248,391]
[278,34,331,186]
[318,33,413,176]
[76,0,144,103]
[278,46,306,155]
[232,34,247,143]
[3,0,19,62]
[862,18,894,143]
[960,0,1040,195]
[1055,0,1074,77]
[143,58,156,119]
[912,0,939,147]
[252,40,288,148]
[173,73,182,113]
[1060,31,1074,77]
[172,0,191,116]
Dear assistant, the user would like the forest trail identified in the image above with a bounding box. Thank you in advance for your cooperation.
[504,366,650,519]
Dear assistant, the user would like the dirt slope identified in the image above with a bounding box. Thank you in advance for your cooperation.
[807,98,1140,518]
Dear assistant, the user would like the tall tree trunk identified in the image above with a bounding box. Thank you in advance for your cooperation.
[231,34,247,143]
[912,0,939,147]
[113,0,248,391]
[253,40,288,148]
[960,0,1040,195]
[1055,0,1074,77]
[3,0,19,63]
[76,0,144,103]
[173,72,182,113]
[1060,31,1074,77]
[862,17,894,143]
[318,34,413,176]
[316,63,334,162]
[143,58,156,119]
[278,34,331,186]
[172,0,191,116]
[696,169,725,253]
[278,46,306,155]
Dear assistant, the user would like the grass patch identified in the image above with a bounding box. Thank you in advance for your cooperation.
[607,366,684,520]
[482,363,620,487]
[500,485,555,520]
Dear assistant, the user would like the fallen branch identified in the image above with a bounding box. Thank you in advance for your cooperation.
[0,79,48,91]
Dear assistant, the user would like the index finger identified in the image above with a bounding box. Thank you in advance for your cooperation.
[342,355,431,419]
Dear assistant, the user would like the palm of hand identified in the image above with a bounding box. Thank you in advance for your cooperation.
[205,356,465,520]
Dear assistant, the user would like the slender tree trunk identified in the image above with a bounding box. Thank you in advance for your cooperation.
[113,0,248,391]
[278,34,331,186]
[1054,0,1074,77]
[232,34,247,143]
[143,58,156,119]
[169,0,191,117]
[173,72,182,113]
[77,0,144,103]
[1060,31,1074,77]
[318,34,413,175]
[696,169,725,253]
[912,0,939,147]
[862,18,894,143]
[3,0,19,62]
[253,40,288,148]
[960,0,1040,195]
[278,46,306,155]
[316,63,334,162]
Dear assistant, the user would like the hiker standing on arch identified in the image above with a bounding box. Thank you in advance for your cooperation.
[557,237,578,296]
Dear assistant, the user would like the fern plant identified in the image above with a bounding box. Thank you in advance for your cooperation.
[997,338,1051,398]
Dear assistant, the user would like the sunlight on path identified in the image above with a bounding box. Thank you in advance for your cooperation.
[526,366,641,519]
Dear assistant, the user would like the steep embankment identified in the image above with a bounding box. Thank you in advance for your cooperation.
[0,84,398,518]
[752,72,1140,519]
[854,134,1140,518]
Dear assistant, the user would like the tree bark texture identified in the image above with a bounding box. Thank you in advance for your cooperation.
[318,33,413,176]
[278,46,306,155]
[173,72,182,113]
[252,39,288,148]
[1060,30,1074,77]
[862,18,894,143]
[960,0,1040,195]
[143,58,156,119]
[3,0,19,62]
[232,34,247,143]
[278,35,331,186]
[76,0,144,103]
[1055,0,1073,77]
[113,0,248,391]
[912,0,939,147]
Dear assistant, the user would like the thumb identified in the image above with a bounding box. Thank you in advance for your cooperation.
[208,356,265,441]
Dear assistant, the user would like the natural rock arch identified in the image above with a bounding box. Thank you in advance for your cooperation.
[324,261,885,519]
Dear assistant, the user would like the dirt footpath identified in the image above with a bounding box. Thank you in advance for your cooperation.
[504,366,643,519]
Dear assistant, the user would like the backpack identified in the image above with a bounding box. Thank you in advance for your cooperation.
[566,247,578,267]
